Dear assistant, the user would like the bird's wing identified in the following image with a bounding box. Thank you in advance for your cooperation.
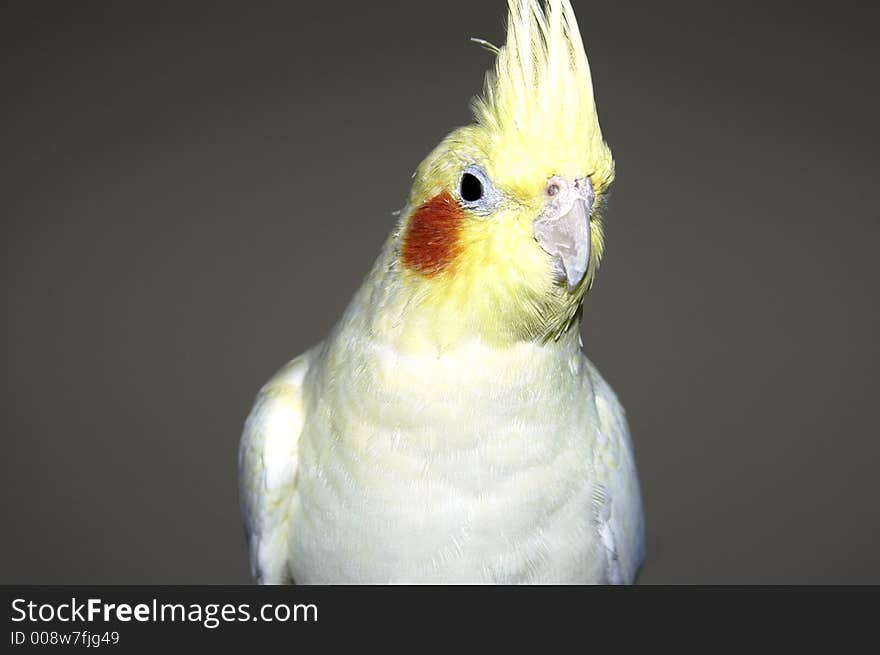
[238,351,312,584]
[587,361,646,583]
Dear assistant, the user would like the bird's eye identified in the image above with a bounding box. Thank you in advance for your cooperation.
[460,173,483,202]
[458,165,501,215]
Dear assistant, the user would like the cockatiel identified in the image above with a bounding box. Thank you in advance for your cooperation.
[239,0,645,584]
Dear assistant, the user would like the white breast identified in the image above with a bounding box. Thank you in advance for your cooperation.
[286,328,615,583]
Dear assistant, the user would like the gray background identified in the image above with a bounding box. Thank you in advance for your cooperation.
[3,1,878,584]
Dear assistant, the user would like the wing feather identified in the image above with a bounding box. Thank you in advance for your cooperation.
[587,361,646,583]
[238,352,311,584]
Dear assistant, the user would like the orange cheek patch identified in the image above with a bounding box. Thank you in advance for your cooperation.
[401,191,465,276]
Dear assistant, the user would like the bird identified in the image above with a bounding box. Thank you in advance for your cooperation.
[239,0,645,584]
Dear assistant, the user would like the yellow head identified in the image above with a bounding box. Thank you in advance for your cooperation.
[395,0,614,346]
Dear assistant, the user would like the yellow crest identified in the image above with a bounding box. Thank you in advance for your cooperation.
[471,0,614,195]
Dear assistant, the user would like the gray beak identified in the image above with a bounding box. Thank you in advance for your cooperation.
[533,177,594,291]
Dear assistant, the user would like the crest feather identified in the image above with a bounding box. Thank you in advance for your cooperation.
[471,0,613,192]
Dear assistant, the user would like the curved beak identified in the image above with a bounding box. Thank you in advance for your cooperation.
[533,177,594,291]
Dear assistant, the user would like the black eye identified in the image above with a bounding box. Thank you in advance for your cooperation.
[460,173,483,202]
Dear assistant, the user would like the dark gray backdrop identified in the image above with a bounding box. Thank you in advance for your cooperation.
[3,1,878,584]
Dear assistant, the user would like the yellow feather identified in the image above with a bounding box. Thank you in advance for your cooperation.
[472,0,614,195]
[390,0,614,349]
